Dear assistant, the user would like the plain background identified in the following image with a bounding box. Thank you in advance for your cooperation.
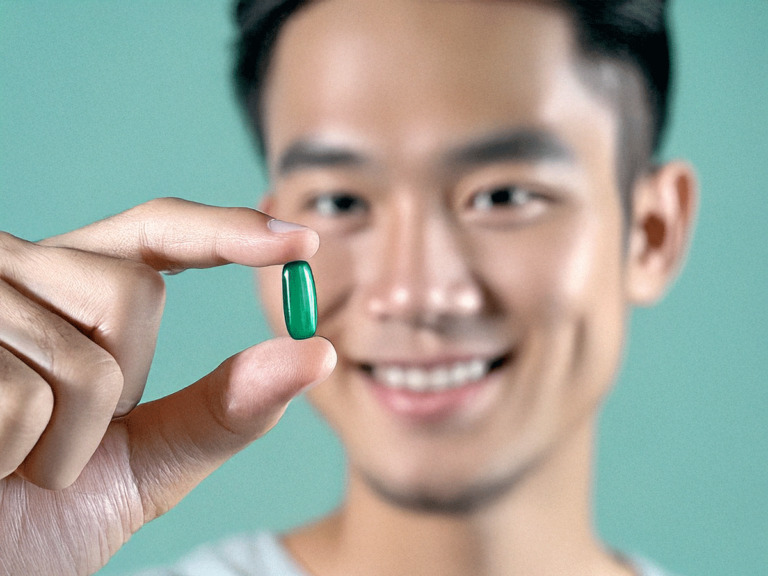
[1,1,766,574]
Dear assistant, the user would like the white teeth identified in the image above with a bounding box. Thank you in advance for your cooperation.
[383,367,405,388]
[468,359,485,380]
[430,367,450,388]
[372,359,492,392]
[405,368,428,391]
[451,363,470,383]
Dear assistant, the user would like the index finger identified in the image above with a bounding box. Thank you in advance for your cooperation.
[39,197,318,272]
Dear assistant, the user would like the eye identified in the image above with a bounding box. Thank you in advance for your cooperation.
[311,193,368,217]
[469,185,537,211]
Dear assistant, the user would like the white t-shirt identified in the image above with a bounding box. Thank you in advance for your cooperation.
[127,532,678,576]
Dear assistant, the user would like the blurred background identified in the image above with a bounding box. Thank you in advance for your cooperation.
[1,1,766,574]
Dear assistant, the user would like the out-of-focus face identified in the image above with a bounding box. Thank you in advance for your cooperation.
[258,0,630,507]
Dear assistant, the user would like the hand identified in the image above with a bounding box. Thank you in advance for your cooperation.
[0,198,336,576]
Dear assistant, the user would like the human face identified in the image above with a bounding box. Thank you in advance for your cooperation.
[257,0,628,507]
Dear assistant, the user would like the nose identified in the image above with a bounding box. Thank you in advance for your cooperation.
[364,193,484,325]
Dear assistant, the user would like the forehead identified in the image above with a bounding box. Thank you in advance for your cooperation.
[262,0,617,176]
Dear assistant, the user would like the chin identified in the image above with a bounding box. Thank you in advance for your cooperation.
[358,459,537,516]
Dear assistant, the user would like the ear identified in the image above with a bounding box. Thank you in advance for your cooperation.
[625,160,698,305]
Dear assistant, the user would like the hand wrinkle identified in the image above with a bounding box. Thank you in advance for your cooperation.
[0,424,144,576]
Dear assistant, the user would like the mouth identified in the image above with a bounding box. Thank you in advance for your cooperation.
[357,353,510,422]
[360,355,508,393]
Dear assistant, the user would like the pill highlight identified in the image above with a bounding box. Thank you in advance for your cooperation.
[282,260,318,340]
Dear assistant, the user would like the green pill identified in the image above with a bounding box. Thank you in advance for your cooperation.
[282,260,318,340]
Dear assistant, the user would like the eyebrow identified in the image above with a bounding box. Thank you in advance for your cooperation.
[447,129,574,168]
[276,129,573,177]
[277,140,368,177]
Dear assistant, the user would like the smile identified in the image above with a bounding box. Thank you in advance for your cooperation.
[361,355,507,393]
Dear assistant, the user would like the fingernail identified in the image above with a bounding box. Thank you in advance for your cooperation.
[268,218,308,233]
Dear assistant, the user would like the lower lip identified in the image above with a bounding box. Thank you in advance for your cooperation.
[364,373,496,423]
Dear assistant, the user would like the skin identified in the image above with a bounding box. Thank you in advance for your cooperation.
[0,201,336,575]
[0,0,695,575]
[256,1,697,575]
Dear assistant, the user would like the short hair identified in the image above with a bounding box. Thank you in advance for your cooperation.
[233,0,672,217]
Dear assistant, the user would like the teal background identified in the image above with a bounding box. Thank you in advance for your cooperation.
[1,1,766,574]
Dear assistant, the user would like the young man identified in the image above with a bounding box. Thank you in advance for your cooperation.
[0,1,695,575]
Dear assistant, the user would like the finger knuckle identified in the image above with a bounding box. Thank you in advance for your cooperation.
[111,260,166,315]
[0,231,28,267]
[0,374,54,437]
[62,345,124,408]
[139,196,187,215]
[227,206,257,221]
[0,230,16,250]
[122,259,166,297]
[0,230,23,248]
[86,351,124,399]
[17,307,63,365]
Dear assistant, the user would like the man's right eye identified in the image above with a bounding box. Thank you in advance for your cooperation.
[311,193,367,217]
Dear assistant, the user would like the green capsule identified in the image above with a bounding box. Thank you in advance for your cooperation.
[282,260,317,340]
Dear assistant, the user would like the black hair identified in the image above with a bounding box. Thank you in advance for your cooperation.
[233,0,672,216]
[233,0,309,157]
[566,0,671,152]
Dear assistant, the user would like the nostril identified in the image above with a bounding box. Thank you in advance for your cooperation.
[366,275,485,324]
[368,285,413,318]
[426,285,482,314]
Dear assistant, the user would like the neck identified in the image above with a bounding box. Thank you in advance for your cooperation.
[284,418,633,576]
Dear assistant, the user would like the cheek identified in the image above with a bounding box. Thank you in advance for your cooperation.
[308,231,361,338]
[513,210,627,399]
[480,209,625,343]
[298,233,379,433]
[537,214,609,320]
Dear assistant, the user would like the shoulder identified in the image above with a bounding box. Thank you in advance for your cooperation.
[127,532,308,576]
[127,538,680,576]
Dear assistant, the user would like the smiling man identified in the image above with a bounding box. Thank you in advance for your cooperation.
[237,0,695,574]
[0,1,695,575]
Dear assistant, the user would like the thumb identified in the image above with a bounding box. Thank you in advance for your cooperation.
[124,336,336,523]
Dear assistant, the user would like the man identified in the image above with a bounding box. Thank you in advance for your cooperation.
[0,1,695,575]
